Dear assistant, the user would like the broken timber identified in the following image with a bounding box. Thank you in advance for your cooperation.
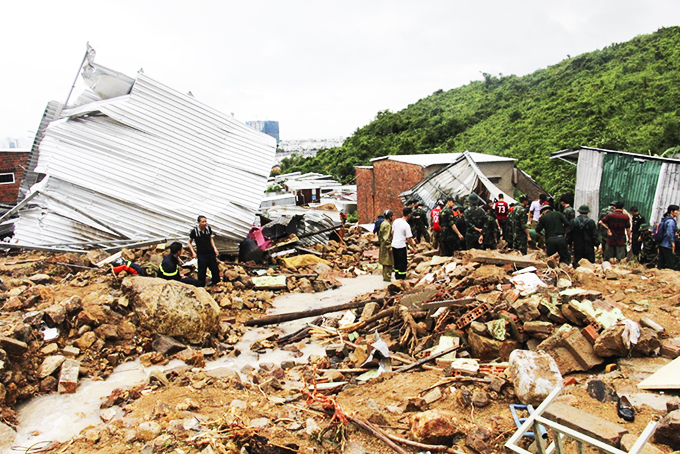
[470,254,547,269]
[245,299,383,327]
[395,345,460,373]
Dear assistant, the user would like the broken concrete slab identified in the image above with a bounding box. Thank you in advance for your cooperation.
[638,356,680,390]
[544,402,628,448]
[539,325,604,374]
[508,350,562,406]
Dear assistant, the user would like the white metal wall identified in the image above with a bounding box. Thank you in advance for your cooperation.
[574,149,604,217]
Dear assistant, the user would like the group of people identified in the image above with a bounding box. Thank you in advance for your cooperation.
[376,192,680,280]
[114,215,223,287]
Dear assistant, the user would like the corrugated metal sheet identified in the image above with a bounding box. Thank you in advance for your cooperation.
[598,153,661,223]
[399,151,516,208]
[14,66,276,251]
[652,163,680,224]
[573,149,604,218]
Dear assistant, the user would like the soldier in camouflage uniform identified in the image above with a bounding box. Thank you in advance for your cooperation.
[560,195,575,223]
[482,204,500,249]
[439,197,465,255]
[412,201,430,243]
[638,223,658,266]
[465,194,487,249]
[509,196,531,254]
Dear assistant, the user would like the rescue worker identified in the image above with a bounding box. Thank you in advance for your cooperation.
[411,201,430,243]
[508,196,531,254]
[391,208,416,280]
[657,204,679,270]
[378,210,394,282]
[482,204,500,250]
[567,205,599,267]
[638,223,658,266]
[430,200,443,251]
[111,257,147,276]
[560,195,575,222]
[465,194,487,250]
[439,197,465,256]
[630,206,645,256]
[159,242,202,286]
[188,215,221,287]
[494,194,509,240]
[536,205,571,264]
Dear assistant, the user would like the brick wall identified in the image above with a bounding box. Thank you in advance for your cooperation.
[0,152,30,204]
[356,160,425,224]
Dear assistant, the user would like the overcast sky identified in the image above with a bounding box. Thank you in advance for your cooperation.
[2,1,679,144]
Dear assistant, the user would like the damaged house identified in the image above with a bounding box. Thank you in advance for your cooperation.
[551,146,680,224]
[4,47,276,252]
[356,151,543,224]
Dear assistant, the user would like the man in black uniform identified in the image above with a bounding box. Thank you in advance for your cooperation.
[188,215,221,287]
[536,205,571,264]
[159,242,202,286]
[412,202,430,243]
[567,205,600,267]
[465,194,487,250]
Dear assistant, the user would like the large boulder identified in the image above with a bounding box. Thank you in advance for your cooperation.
[508,350,562,406]
[122,276,220,344]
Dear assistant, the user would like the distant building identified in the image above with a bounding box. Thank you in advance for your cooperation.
[247,121,280,143]
[0,149,30,204]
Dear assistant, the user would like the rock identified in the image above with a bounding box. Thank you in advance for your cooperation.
[410,410,462,445]
[401,397,427,412]
[136,421,162,441]
[38,355,65,378]
[43,304,66,325]
[508,350,562,406]
[305,418,321,435]
[466,425,494,453]
[455,388,473,407]
[206,367,242,384]
[23,311,44,326]
[83,428,100,444]
[95,324,119,341]
[28,274,51,285]
[593,324,628,357]
[586,380,618,402]
[152,333,186,355]
[75,331,97,350]
[62,296,82,313]
[40,343,59,355]
[472,390,491,408]
[122,276,220,344]
[468,331,520,361]
[620,433,664,454]
[116,320,137,340]
[39,376,58,393]
[422,387,443,404]
[58,359,80,394]
[100,408,117,423]
[545,402,628,447]
[512,295,543,322]
[632,327,662,356]
[63,345,80,357]
[230,399,247,410]
[174,348,205,367]
[367,411,389,426]
[250,418,269,428]
[539,325,604,374]
[654,410,680,449]
[0,337,28,356]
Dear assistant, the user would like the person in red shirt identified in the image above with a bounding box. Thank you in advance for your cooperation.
[430,200,443,251]
[494,194,509,241]
[598,201,632,264]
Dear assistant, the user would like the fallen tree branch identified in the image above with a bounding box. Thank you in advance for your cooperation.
[347,415,408,454]
[395,345,460,373]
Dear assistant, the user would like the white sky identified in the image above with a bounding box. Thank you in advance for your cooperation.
[2,1,679,142]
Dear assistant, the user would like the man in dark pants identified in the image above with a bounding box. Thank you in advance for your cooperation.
[465,194,487,249]
[536,205,571,264]
[159,242,202,286]
[658,204,679,270]
[567,205,600,267]
[188,215,221,286]
[630,206,645,256]
[391,208,416,280]
[599,201,631,264]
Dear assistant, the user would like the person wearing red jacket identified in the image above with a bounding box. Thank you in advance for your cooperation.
[430,200,443,250]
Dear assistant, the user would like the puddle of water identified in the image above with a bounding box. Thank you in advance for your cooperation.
[7,274,386,452]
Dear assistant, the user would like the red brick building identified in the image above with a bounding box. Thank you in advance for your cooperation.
[0,150,30,204]
[356,152,518,224]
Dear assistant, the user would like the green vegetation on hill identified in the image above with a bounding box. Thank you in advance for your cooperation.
[280,27,680,195]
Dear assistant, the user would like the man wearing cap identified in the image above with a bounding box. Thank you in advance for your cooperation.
[536,204,571,264]
[465,193,487,249]
[412,201,430,244]
[439,197,465,256]
[507,196,530,254]
[630,206,645,257]
[430,200,443,251]
[378,210,394,282]
[599,201,631,263]
[567,205,600,267]
[391,208,416,279]
[560,195,575,222]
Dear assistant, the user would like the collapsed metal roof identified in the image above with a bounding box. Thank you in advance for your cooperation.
[400,151,517,207]
[8,48,276,252]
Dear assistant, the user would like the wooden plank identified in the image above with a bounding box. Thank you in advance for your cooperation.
[471,255,547,269]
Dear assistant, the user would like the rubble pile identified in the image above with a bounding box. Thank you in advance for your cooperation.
[0,226,680,453]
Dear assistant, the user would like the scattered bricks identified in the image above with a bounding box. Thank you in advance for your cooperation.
[449,358,479,376]
[38,355,65,378]
[523,321,554,337]
[58,359,80,394]
[0,336,28,356]
[456,303,492,329]
[562,327,604,372]
[504,288,520,304]
[512,295,542,322]
[581,322,600,345]
[561,302,589,327]
[544,402,628,448]
[640,317,665,336]
[63,345,80,357]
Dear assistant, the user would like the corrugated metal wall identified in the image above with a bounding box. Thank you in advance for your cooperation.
[574,150,603,217]
[652,162,680,224]
[598,153,661,223]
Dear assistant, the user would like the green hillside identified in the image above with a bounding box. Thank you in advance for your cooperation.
[280,26,680,195]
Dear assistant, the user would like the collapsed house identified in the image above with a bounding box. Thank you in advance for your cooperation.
[356,151,544,224]
[4,47,276,253]
[551,146,680,224]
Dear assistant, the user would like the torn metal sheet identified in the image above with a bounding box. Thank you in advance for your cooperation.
[400,151,517,206]
[14,48,276,252]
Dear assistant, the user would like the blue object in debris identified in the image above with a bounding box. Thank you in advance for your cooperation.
[509,404,548,439]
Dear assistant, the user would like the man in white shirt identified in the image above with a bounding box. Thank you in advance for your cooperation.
[391,208,416,280]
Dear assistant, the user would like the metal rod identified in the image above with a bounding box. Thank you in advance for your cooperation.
[65,42,90,107]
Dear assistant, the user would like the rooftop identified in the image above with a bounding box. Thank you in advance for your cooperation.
[369,151,515,167]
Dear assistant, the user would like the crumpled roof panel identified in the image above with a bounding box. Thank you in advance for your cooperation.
[15,71,276,251]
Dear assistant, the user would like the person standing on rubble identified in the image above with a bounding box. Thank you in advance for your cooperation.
[378,210,394,282]
[464,194,487,249]
[188,215,221,287]
[536,205,571,264]
[439,197,465,256]
[411,201,430,243]
[639,223,658,266]
[509,196,531,255]
[159,242,203,286]
[430,200,443,251]
[630,206,645,257]
[482,204,500,249]
[567,205,599,267]
[391,208,416,279]
[494,194,509,240]
[657,204,679,270]
[599,201,631,264]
